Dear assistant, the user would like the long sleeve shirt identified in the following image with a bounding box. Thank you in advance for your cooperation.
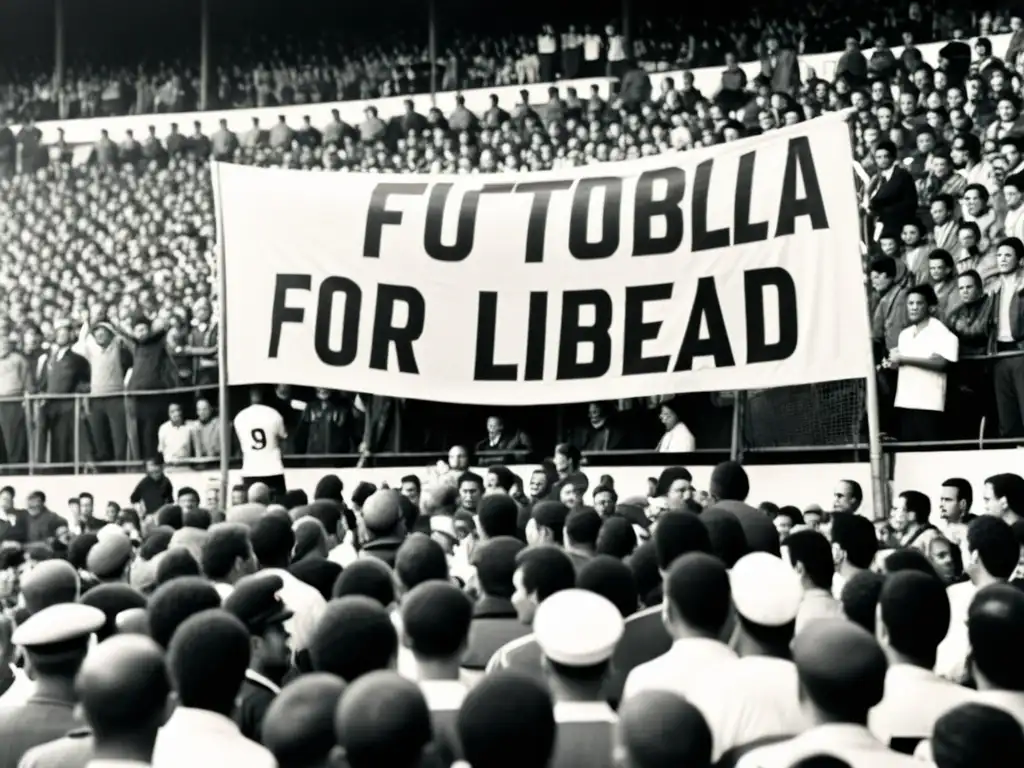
[0,353,30,397]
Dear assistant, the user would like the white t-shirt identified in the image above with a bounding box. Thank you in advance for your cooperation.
[893,318,959,412]
[233,404,286,477]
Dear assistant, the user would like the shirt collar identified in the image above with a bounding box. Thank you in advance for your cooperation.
[553,700,617,723]
[244,668,281,695]
[786,723,884,752]
[164,706,240,737]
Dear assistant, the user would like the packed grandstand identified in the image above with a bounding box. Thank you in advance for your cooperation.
[0,1,1022,471]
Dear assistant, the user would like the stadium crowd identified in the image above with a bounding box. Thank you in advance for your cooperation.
[4,6,1024,466]
[0,459,1020,768]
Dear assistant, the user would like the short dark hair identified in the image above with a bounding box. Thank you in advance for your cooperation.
[899,490,931,525]
[394,534,448,592]
[168,610,250,714]
[250,514,295,569]
[838,480,862,505]
[840,571,885,635]
[458,471,484,490]
[986,473,1024,514]
[309,597,398,682]
[943,478,974,510]
[830,514,878,569]
[147,576,222,649]
[665,553,731,636]
[879,571,950,666]
[156,547,201,586]
[786,530,834,591]
[400,475,421,492]
[969,584,1024,691]
[332,559,395,607]
[514,546,575,601]
[653,512,711,571]
[401,582,473,658]
[565,509,602,548]
[201,524,251,581]
[595,516,637,559]
[577,556,638,618]
[967,516,1019,580]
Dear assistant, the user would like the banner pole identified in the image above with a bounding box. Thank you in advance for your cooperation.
[212,160,231,512]
[860,213,886,521]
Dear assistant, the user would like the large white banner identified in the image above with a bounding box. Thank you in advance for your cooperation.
[214,116,870,405]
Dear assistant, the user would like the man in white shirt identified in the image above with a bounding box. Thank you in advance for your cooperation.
[154,610,276,768]
[233,386,288,501]
[886,284,959,442]
[622,553,737,704]
[870,571,977,754]
[736,620,919,768]
[156,402,194,465]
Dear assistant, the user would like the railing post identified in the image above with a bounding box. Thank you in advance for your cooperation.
[73,395,81,475]
[729,391,746,462]
[24,393,35,476]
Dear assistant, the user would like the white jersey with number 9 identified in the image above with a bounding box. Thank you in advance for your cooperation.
[234,404,286,477]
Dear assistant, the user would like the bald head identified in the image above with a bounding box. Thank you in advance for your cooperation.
[247,483,272,505]
[616,690,712,768]
[115,608,150,636]
[76,635,170,740]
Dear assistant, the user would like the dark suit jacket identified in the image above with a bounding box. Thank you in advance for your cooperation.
[37,350,89,396]
[760,48,800,96]
[868,166,919,232]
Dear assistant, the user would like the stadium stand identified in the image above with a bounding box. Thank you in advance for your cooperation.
[1,3,1023,470]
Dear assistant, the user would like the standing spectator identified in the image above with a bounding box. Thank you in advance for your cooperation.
[886,285,959,442]
[210,119,238,162]
[759,35,800,97]
[0,334,30,466]
[836,37,868,86]
[35,320,90,466]
[116,315,175,464]
[991,237,1024,436]
[25,491,67,544]
[866,141,920,239]
[157,403,194,466]
[294,390,357,457]
[73,316,130,466]
[129,457,174,515]
[190,398,221,461]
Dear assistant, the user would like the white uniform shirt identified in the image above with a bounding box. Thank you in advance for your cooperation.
[893,318,959,412]
[233,404,286,477]
[0,666,32,708]
[153,706,276,768]
[689,655,807,761]
[869,664,977,746]
[736,723,921,768]
[621,637,738,708]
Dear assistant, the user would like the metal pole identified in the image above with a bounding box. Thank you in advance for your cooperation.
[621,0,632,62]
[199,0,211,111]
[729,391,745,462]
[428,0,438,105]
[211,160,231,510]
[73,396,80,475]
[54,0,65,91]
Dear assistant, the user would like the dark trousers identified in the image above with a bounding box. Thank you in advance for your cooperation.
[994,354,1024,437]
[88,396,127,464]
[0,401,28,466]
[898,408,944,442]
[38,399,76,465]
[133,394,167,463]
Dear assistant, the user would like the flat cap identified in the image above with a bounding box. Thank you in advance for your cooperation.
[13,603,105,651]
[222,572,293,634]
[362,490,402,534]
[730,552,802,626]
[21,560,80,614]
[534,588,623,667]
[225,502,266,529]
[86,530,133,578]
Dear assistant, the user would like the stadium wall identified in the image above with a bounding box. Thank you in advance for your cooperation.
[4,450,1018,519]
[24,33,1013,145]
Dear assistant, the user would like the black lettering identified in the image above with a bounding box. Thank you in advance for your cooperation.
[524,292,548,381]
[775,137,829,236]
[623,284,673,375]
[733,152,770,245]
[569,177,622,260]
[424,184,480,262]
[744,268,798,363]
[634,167,686,257]
[363,183,428,258]
[557,290,613,380]
[516,180,574,263]
[268,274,311,357]
[314,277,362,367]
[674,277,735,371]
[691,159,731,252]
[369,284,426,373]
[474,292,517,381]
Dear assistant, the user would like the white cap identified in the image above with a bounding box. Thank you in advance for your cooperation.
[13,603,105,648]
[96,523,125,541]
[534,589,624,667]
[730,552,802,627]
